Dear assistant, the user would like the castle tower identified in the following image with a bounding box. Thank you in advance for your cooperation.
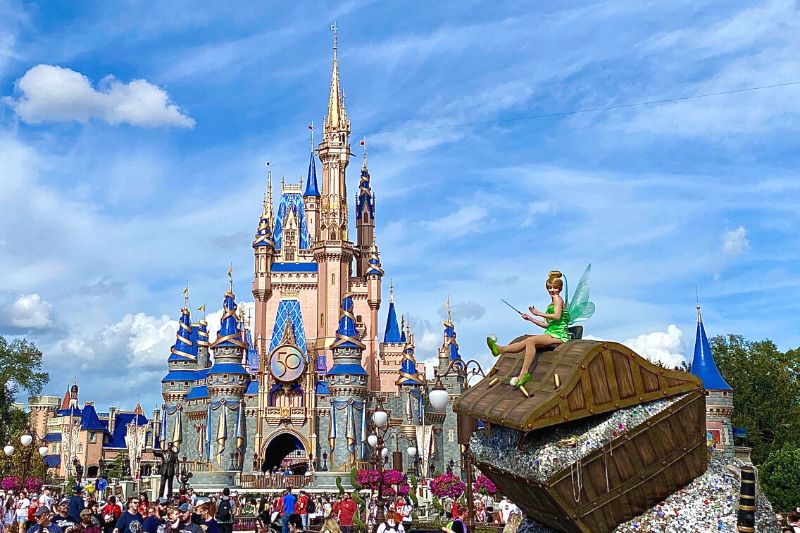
[207,290,249,469]
[355,143,376,277]
[690,304,734,458]
[196,319,210,369]
[303,129,321,243]
[434,299,466,472]
[252,171,275,360]
[396,325,423,388]
[162,307,198,403]
[379,282,405,390]
[314,25,356,356]
[327,293,367,470]
[364,246,383,391]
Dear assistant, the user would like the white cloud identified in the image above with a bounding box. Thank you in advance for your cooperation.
[422,205,487,237]
[53,312,177,369]
[722,226,750,255]
[8,293,53,329]
[5,64,195,128]
[622,325,686,369]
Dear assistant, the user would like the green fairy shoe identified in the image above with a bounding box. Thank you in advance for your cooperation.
[513,373,531,389]
[486,335,501,357]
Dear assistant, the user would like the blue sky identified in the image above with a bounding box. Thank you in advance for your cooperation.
[2,0,799,411]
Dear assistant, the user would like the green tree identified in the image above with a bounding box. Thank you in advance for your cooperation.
[106,452,128,479]
[758,444,800,511]
[0,336,50,444]
[711,335,800,464]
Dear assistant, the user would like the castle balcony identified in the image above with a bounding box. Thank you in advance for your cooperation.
[264,406,307,428]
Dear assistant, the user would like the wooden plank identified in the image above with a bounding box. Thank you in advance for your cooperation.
[639,367,660,393]
[612,350,636,399]
[587,353,612,405]
[602,350,621,402]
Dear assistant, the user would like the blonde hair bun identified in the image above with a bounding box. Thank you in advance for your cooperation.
[546,270,564,290]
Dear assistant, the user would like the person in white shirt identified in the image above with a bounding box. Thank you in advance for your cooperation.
[15,491,30,533]
[499,497,511,525]
[39,490,53,509]
[376,512,405,533]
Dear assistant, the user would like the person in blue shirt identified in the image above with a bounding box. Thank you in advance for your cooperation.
[280,489,297,533]
[27,506,63,533]
[141,499,167,533]
[67,488,85,524]
[112,499,142,533]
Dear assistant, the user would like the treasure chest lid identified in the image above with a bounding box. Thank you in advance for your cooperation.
[453,340,702,432]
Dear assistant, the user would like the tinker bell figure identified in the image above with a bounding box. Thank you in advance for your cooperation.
[486,265,595,390]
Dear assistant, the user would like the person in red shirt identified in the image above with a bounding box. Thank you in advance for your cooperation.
[334,493,357,533]
[295,491,309,530]
[101,497,122,533]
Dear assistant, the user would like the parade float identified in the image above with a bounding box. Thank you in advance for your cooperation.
[454,266,777,532]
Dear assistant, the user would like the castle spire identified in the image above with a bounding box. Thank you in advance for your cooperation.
[442,297,461,361]
[383,281,401,344]
[304,124,320,197]
[325,23,348,133]
[690,302,731,390]
[253,164,275,249]
[396,324,423,387]
[169,306,197,361]
[331,293,365,350]
[211,290,246,350]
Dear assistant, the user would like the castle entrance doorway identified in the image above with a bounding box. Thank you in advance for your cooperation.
[261,432,308,474]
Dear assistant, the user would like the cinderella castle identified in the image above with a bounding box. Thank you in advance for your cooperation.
[158,29,466,486]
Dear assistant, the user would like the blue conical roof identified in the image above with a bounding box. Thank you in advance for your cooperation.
[384,301,401,343]
[690,307,731,391]
[211,292,246,349]
[332,294,365,350]
[397,332,423,386]
[443,319,461,361]
[356,165,374,220]
[169,308,197,361]
[304,151,320,197]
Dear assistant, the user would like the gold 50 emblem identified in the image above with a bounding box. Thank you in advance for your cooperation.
[270,344,305,382]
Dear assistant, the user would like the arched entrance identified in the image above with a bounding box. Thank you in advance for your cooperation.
[261,432,308,474]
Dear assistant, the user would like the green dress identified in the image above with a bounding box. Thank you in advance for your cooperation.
[543,303,570,342]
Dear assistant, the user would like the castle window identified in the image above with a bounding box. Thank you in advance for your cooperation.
[170,382,175,386]
[89,432,96,443]
[356,315,362,323]
[331,273,335,285]
[344,375,351,383]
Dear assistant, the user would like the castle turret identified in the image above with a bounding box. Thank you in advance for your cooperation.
[253,169,275,360]
[355,142,376,277]
[327,293,367,469]
[162,307,198,403]
[196,319,210,369]
[396,325,423,388]
[690,303,734,458]
[365,245,383,391]
[303,130,321,243]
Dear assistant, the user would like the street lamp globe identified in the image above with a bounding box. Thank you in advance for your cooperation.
[429,380,449,411]
[367,434,378,448]
[20,434,33,447]
[3,444,14,456]
[372,408,388,429]
[38,446,49,457]
[381,447,389,458]
[407,446,417,458]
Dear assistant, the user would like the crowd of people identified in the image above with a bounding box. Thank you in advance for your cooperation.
[0,482,531,533]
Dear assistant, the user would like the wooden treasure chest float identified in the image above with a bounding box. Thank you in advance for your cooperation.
[454,339,707,533]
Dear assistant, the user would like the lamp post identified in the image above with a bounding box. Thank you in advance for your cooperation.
[368,398,390,533]
[428,359,487,531]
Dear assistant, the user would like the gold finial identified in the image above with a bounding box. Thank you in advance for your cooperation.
[389,279,394,303]
[309,121,315,151]
[445,296,452,323]
[264,162,273,222]
[197,304,206,320]
[182,283,190,309]
[360,137,367,169]
[227,263,234,293]
[696,284,702,323]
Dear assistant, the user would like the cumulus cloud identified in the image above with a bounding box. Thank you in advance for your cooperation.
[52,312,177,370]
[439,300,486,322]
[622,325,686,369]
[5,64,195,128]
[722,226,750,255]
[7,293,53,329]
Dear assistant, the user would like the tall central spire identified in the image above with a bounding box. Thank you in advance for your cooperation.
[325,23,348,133]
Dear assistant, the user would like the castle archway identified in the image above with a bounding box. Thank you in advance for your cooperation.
[261,431,308,474]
